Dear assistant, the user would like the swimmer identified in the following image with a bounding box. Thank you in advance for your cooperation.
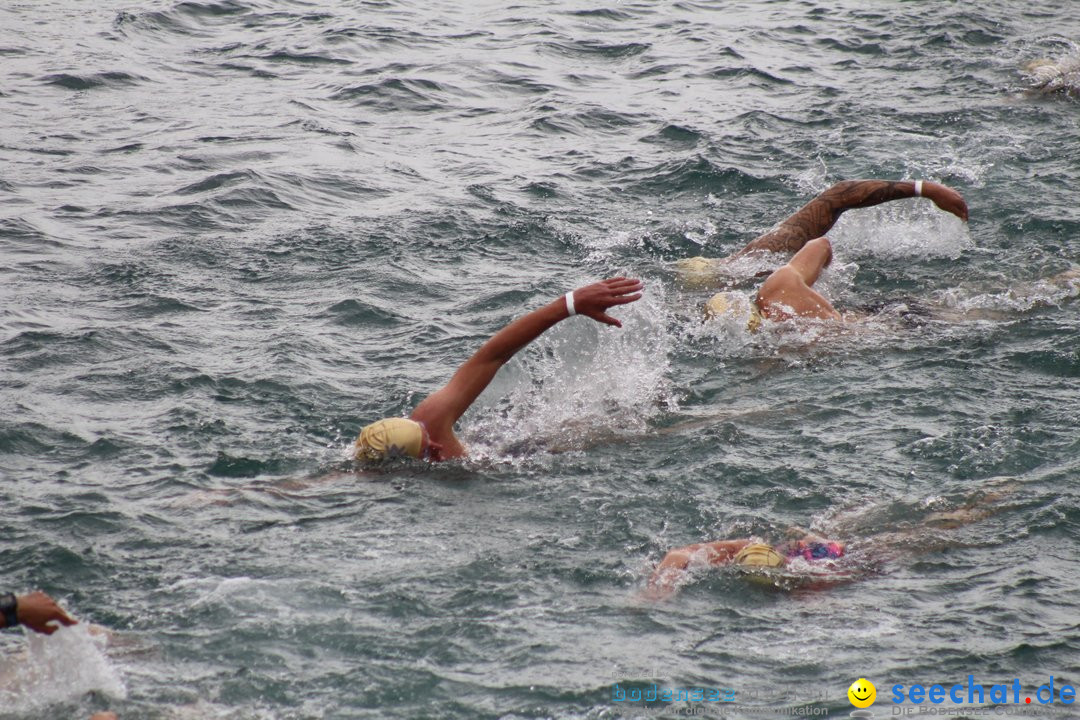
[682,180,968,327]
[355,277,643,462]
[0,591,77,634]
[642,485,1012,601]
[680,179,968,277]
[643,532,845,601]
[705,246,1080,332]
[1022,55,1080,97]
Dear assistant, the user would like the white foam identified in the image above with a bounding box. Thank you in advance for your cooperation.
[827,202,973,261]
[936,270,1080,314]
[0,624,126,712]
[462,280,676,460]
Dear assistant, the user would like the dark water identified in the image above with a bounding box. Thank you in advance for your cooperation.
[2,1,1080,718]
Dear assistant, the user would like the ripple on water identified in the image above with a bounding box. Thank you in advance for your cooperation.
[539,39,652,60]
[40,72,149,91]
[329,77,459,113]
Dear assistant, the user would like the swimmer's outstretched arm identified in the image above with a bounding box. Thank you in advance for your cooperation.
[733,180,969,257]
[411,277,643,443]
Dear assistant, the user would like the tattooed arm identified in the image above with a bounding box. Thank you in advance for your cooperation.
[733,180,969,257]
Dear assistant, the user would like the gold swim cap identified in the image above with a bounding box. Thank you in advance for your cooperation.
[704,291,763,332]
[676,256,723,289]
[732,543,785,569]
[355,418,424,461]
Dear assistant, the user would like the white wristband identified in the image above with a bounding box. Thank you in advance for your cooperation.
[913,180,923,197]
[564,291,576,316]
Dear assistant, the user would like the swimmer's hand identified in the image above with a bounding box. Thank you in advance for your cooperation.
[922,182,969,222]
[572,277,644,328]
[15,591,77,635]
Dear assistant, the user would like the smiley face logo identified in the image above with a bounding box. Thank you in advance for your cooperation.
[848,678,876,708]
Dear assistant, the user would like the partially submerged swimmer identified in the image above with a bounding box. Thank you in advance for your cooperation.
[355,277,643,462]
[686,180,976,330]
[678,179,969,327]
[704,252,1080,333]
[679,179,969,284]
[643,486,1011,601]
[1022,56,1080,98]
[643,534,845,600]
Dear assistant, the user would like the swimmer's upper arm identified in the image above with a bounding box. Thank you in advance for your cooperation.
[735,186,848,257]
[772,181,900,247]
[412,357,502,431]
[702,539,752,564]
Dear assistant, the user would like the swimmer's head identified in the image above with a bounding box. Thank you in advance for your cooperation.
[704,291,763,332]
[1021,57,1080,94]
[676,256,723,289]
[355,418,425,462]
[733,543,785,569]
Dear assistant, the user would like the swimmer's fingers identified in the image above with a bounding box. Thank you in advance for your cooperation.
[598,276,644,291]
[599,291,644,307]
[581,310,623,327]
[573,278,643,328]
[924,182,969,222]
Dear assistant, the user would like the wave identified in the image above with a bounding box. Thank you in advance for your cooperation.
[40,71,149,91]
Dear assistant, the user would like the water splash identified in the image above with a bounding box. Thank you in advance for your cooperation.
[827,201,973,261]
[0,624,126,712]
[462,281,676,460]
[936,268,1080,314]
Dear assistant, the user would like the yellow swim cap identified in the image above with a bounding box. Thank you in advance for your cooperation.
[355,418,424,461]
[676,256,723,289]
[704,291,763,332]
[732,543,785,569]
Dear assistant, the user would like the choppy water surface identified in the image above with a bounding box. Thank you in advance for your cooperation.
[2,1,1080,718]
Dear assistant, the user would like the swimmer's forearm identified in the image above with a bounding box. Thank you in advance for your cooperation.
[734,180,904,256]
[443,299,567,400]
[736,179,965,256]
[818,179,917,211]
[810,179,967,223]
[779,180,915,238]
[474,276,643,363]
[646,549,693,593]
[474,300,567,366]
